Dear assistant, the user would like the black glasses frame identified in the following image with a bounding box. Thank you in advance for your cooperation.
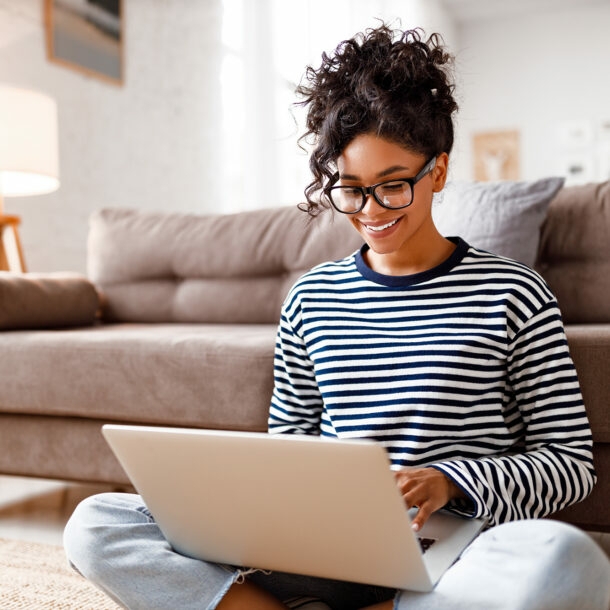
[326,155,437,214]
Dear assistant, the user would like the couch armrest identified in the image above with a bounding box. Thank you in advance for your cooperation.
[0,272,100,330]
[566,324,610,443]
[557,324,610,530]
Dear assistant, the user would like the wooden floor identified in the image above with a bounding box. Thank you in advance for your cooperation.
[1,474,609,558]
[0,475,119,546]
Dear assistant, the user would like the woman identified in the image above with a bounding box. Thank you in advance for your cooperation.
[64,24,610,610]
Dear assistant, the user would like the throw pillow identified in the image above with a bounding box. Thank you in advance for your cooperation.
[0,272,100,330]
[432,177,565,267]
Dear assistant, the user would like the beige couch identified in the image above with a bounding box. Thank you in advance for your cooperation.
[0,180,608,533]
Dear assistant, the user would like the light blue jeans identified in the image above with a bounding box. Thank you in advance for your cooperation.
[63,492,610,610]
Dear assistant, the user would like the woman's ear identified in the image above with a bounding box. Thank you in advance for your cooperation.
[432,152,449,192]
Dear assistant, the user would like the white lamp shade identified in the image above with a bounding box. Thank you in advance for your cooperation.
[0,85,60,197]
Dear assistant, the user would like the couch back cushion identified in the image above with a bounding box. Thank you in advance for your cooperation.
[90,180,610,325]
[88,206,363,323]
[535,181,610,323]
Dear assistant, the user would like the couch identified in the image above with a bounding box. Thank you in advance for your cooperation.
[0,179,608,533]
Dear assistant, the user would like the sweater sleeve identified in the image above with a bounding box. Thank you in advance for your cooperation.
[432,301,597,526]
[267,297,323,435]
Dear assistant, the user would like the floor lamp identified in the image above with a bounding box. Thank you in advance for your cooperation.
[0,84,60,272]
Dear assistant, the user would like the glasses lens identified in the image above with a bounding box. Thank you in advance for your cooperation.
[329,187,363,213]
[374,181,412,208]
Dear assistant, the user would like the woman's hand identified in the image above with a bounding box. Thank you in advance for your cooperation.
[394,467,465,532]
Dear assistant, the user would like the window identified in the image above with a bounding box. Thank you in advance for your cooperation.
[220,0,423,212]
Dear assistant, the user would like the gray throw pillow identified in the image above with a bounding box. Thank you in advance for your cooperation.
[432,177,565,267]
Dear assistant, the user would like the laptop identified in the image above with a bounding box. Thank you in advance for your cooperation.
[102,424,486,593]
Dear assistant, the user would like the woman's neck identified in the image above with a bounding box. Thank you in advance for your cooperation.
[364,231,456,277]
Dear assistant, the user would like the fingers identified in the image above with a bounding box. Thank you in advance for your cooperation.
[400,481,437,532]
[393,467,454,531]
[411,503,433,533]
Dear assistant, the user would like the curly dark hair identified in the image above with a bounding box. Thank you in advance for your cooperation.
[296,24,458,216]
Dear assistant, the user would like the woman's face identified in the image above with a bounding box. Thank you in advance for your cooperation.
[336,133,448,274]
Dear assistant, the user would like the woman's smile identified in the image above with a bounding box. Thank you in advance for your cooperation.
[359,215,403,235]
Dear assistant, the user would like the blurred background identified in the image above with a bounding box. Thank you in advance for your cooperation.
[0,0,609,272]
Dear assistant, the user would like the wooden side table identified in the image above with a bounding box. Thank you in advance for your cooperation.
[0,215,27,272]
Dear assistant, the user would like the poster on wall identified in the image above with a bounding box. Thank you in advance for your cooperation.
[44,0,123,86]
[555,119,610,185]
[472,130,520,181]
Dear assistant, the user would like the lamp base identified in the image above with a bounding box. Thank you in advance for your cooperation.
[0,215,27,272]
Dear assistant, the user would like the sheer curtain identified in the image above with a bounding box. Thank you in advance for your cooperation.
[219,0,453,213]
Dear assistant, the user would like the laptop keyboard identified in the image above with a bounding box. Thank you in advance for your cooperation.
[417,536,437,554]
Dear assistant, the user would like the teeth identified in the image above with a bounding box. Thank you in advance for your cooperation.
[366,218,399,232]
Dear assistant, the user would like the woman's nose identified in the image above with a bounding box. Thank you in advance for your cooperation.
[361,192,384,215]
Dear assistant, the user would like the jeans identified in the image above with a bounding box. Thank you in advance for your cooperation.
[63,492,610,610]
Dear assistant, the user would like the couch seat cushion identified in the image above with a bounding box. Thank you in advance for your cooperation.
[0,323,276,431]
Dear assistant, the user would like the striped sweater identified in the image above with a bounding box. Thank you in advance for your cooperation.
[268,238,596,526]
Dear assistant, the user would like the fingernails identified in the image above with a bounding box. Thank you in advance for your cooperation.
[411,522,420,532]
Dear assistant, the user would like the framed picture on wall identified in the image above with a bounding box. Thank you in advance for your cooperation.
[44,0,124,86]
[472,130,520,181]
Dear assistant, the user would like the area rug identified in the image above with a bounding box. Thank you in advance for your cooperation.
[0,537,121,609]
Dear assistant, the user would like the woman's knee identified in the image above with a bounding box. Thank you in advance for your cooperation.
[489,519,603,559]
[539,520,610,583]
[530,520,609,609]
[63,492,145,576]
[398,520,609,610]
[483,519,610,609]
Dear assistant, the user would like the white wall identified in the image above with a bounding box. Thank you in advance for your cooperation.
[0,0,223,274]
[450,3,610,183]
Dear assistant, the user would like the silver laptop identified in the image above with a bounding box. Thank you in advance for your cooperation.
[102,424,486,593]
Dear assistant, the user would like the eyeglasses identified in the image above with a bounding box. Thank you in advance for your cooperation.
[325,156,437,214]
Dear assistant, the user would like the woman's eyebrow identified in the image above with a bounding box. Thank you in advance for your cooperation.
[377,165,412,178]
[340,165,412,181]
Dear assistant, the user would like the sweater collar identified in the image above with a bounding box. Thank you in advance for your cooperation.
[355,237,469,287]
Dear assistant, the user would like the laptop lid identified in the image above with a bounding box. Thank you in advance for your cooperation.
[102,425,485,592]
